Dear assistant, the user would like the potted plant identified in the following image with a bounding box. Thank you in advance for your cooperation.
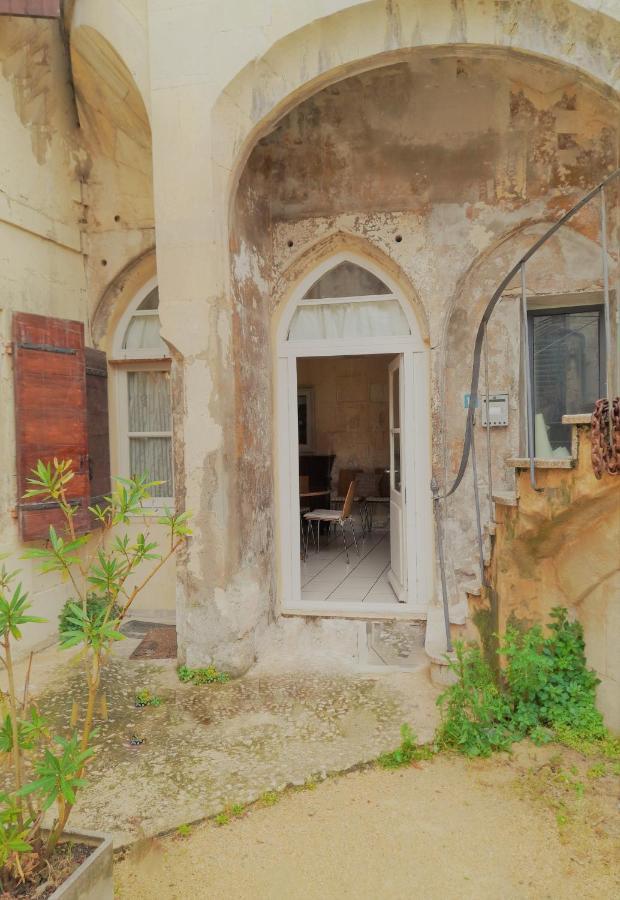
[0,460,190,897]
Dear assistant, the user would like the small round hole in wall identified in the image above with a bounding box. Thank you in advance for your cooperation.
[287,239,294,248]
[114,215,121,223]
[101,259,108,266]
[395,234,403,243]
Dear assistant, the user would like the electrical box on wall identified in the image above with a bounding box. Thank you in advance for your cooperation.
[481,393,509,427]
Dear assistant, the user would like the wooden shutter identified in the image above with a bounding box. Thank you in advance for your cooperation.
[85,347,111,510]
[0,1,61,17]
[13,313,92,540]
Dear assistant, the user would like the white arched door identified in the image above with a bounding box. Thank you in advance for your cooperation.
[275,253,432,618]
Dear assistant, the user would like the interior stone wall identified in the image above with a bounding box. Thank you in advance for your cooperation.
[297,355,391,489]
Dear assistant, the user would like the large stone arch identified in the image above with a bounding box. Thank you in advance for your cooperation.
[68,4,155,336]
[70,0,150,119]
[217,0,620,211]
[155,0,619,672]
[90,248,156,351]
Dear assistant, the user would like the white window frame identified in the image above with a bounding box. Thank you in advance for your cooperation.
[111,278,174,508]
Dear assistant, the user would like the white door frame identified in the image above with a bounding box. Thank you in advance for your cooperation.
[387,354,406,602]
[274,252,433,619]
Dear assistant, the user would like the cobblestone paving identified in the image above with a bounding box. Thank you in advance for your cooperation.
[34,650,440,845]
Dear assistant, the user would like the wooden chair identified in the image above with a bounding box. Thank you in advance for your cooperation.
[303,480,360,564]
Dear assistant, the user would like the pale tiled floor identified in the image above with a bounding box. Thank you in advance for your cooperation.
[300,523,399,605]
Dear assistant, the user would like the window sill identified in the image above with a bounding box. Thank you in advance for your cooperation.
[561,414,592,426]
[506,457,575,470]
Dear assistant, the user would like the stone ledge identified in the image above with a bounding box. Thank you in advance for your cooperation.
[506,457,575,469]
[492,490,519,506]
[562,413,592,425]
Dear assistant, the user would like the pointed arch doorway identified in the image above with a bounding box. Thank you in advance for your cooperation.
[276,253,433,619]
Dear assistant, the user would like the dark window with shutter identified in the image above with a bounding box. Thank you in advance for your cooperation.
[528,306,605,454]
[13,313,110,541]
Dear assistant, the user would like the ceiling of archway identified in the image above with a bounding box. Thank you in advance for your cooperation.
[245,49,619,221]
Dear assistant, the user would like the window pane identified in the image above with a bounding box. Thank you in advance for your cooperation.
[532,310,601,453]
[130,437,172,497]
[304,262,391,299]
[128,371,171,432]
[392,432,401,492]
[289,299,410,340]
[122,313,167,351]
[391,367,400,429]
[137,288,159,311]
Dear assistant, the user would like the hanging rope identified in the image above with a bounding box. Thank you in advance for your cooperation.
[591,398,620,478]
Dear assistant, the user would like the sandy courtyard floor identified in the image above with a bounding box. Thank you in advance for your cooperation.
[115,742,619,900]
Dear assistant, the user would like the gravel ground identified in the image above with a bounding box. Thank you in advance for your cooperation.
[115,742,620,900]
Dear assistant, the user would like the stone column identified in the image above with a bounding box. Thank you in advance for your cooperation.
[146,24,266,676]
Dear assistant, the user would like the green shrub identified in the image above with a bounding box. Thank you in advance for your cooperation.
[0,460,190,893]
[177,665,229,685]
[377,724,433,768]
[58,593,120,638]
[437,607,609,758]
[436,643,514,757]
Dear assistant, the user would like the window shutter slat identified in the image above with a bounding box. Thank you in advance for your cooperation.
[0,2,61,18]
[13,313,91,540]
[85,347,111,510]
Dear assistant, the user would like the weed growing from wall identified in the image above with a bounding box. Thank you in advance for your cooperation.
[436,608,618,758]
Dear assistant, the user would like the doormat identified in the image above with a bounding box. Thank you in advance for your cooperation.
[130,625,177,660]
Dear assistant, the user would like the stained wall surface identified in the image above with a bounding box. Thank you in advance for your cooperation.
[0,16,88,654]
[485,426,620,733]
[1,0,619,674]
[232,50,619,665]
[0,12,170,658]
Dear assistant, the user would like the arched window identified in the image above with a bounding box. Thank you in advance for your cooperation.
[112,280,173,503]
[287,261,411,341]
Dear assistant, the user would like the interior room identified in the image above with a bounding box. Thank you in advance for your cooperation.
[297,354,399,607]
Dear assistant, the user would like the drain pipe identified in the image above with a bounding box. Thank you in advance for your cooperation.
[431,478,453,654]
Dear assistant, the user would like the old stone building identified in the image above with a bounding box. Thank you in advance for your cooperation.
[0,1,618,728]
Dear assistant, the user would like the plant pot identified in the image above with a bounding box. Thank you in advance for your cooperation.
[49,829,113,900]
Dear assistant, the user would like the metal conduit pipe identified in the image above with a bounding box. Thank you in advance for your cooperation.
[433,167,620,652]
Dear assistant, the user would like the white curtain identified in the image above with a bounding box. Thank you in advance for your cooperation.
[129,438,173,497]
[123,314,167,352]
[127,371,172,497]
[288,299,410,341]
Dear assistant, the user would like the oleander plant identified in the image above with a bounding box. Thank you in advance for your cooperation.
[0,459,190,892]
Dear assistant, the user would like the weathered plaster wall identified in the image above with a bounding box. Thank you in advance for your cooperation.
[483,426,620,733]
[141,0,620,669]
[297,355,391,484]
[69,22,155,323]
[0,16,88,655]
[0,13,169,655]
[239,51,618,620]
